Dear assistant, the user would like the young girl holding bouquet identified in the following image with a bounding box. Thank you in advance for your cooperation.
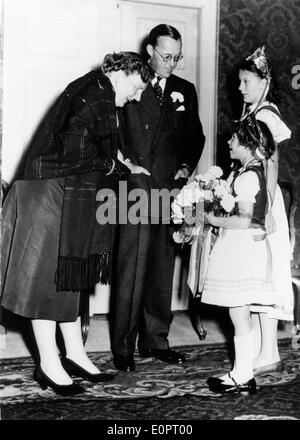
[201,114,276,395]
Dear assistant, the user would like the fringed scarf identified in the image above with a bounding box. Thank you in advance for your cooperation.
[23,70,119,291]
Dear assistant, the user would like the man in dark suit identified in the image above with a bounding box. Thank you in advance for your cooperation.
[111,24,205,371]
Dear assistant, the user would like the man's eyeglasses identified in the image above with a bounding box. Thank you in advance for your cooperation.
[154,47,183,63]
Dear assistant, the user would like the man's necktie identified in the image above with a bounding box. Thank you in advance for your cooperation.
[153,76,164,105]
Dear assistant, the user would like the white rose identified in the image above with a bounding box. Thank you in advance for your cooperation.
[172,216,184,225]
[203,190,214,201]
[175,183,202,207]
[175,189,190,207]
[171,91,184,103]
[208,166,223,179]
[173,231,185,243]
[200,172,214,183]
[171,201,185,223]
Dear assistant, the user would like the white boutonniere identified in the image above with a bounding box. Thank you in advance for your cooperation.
[171,91,184,103]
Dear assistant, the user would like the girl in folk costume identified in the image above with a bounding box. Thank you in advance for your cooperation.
[202,114,276,394]
[238,47,294,375]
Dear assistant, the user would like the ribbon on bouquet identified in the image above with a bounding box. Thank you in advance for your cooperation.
[187,226,213,296]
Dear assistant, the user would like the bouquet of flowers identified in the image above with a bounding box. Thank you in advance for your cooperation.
[171,165,236,243]
[171,166,237,295]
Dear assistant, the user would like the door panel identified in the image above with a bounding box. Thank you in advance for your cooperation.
[119,0,198,85]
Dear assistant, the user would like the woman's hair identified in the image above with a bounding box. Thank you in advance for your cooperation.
[102,51,154,83]
[234,118,275,160]
[238,58,280,104]
[148,24,181,47]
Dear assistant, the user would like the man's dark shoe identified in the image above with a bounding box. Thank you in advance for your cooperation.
[139,348,185,364]
[113,355,135,372]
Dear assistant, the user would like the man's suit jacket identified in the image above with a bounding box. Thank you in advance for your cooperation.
[118,74,205,221]
[119,73,205,192]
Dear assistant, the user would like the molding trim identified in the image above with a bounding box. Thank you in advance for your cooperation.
[198,0,219,171]
[120,0,211,8]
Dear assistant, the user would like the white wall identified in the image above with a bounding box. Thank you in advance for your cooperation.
[2,0,119,183]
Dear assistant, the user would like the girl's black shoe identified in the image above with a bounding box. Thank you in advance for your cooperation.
[207,374,256,396]
[62,357,115,382]
[33,366,85,396]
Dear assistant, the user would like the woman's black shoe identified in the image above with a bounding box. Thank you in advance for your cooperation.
[207,374,256,396]
[62,358,115,382]
[33,366,85,396]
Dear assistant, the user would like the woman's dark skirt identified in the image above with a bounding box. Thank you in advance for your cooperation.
[1,178,80,321]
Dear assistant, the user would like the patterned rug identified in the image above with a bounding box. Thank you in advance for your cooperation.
[1,338,300,420]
